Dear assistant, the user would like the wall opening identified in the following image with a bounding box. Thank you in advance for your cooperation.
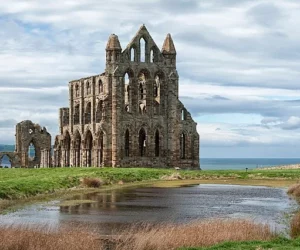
[180,133,186,159]
[64,131,71,166]
[181,109,187,121]
[86,81,91,95]
[85,102,91,124]
[124,73,130,112]
[150,49,154,62]
[98,131,104,166]
[74,131,81,167]
[75,84,79,97]
[0,155,11,168]
[86,130,93,167]
[74,104,80,125]
[99,80,103,94]
[28,142,36,161]
[139,128,146,157]
[155,130,160,157]
[96,100,103,123]
[130,47,135,62]
[140,38,146,62]
[125,129,130,157]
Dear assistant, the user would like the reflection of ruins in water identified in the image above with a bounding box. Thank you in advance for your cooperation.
[60,191,118,213]
[0,184,296,236]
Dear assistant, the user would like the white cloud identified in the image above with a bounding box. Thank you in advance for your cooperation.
[0,0,299,157]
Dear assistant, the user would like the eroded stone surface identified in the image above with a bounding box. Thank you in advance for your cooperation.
[51,25,200,169]
[0,120,51,168]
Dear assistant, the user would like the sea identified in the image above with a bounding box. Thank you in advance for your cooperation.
[200,158,300,170]
[1,156,300,170]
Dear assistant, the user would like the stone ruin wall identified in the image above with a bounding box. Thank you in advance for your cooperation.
[0,120,51,168]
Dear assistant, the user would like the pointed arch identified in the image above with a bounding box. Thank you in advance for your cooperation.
[181,109,187,121]
[64,131,71,166]
[124,73,131,112]
[125,129,130,157]
[28,141,36,161]
[180,132,186,159]
[98,131,104,166]
[139,128,146,157]
[150,49,154,63]
[140,37,146,62]
[0,154,11,168]
[74,130,82,167]
[98,79,103,94]
[155,130,160,157]
[74,104,80,125]
[85,130,93,167]
[75,84,79,97]
[86,81,91,95]
[138,70,150,101]
[96,100,103,123]
[85,102,91,124]
[130,47,136,62]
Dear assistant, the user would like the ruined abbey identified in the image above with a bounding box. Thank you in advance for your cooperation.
[53,25,199,169]
[0,25,200,169]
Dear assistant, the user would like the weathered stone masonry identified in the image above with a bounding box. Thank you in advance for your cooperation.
[0,120,51,168]
[53,25,200,169]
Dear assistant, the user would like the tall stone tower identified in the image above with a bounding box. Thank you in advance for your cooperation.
[54,25,200,169]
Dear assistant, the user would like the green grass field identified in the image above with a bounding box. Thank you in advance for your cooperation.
[182,237,300,250]
[0,167,300,200]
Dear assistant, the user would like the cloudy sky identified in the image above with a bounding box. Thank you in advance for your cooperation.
[1,0,300,158]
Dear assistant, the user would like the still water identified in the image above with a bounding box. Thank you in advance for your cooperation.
[0,184,297,234]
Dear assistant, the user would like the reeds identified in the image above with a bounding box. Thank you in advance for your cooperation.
[287,183,300,198]
[291,211,300,238]
[0,219,275,250]
[81,177,103,188]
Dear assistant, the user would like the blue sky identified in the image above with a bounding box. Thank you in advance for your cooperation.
[1,0,300,158]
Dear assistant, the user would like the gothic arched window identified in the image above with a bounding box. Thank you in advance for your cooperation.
[86,81,91,95]
[85,102,91,124]
[150,49,154,62]
[75,84,79,97]
[96,100,103,123]
[125,129,130,157]
[99,80,103,94]
[74,104,80,125]
[124,73,130,112]
[139,128,146,157]
[140,38,146,62]
[130,47,135,62]
[181,109,187,120]
[155,130,159,157]
[180,132,186,159]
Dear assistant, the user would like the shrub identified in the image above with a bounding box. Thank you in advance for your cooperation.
[287,183,300,198]
[291,211,300,238]
[81,177,102,188]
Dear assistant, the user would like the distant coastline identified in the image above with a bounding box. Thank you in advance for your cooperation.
[259,164,300,170]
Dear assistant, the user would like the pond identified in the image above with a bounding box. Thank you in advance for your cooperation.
[0,184,297,234]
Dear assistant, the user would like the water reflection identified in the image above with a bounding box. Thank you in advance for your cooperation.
[0,184,297,235]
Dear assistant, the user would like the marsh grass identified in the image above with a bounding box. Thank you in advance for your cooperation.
[81,177,103,188]
[288,183,300,198]
[0,219,275,250]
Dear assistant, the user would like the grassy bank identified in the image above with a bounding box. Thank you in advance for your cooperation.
[183,237,300,250]
[1,167,300,249]
[1,167,300,200]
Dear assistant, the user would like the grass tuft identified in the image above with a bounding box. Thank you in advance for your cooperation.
[81,177,103,188]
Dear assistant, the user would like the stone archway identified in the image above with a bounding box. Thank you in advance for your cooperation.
[15,120,51,168]
[0,152,21,168]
